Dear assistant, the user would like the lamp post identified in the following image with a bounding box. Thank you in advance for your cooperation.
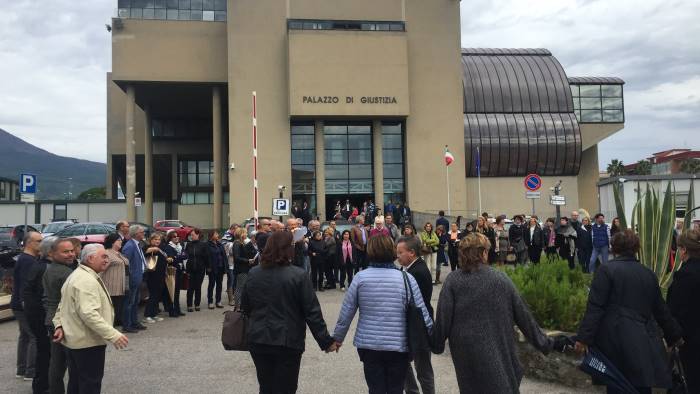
[277,185,286,222]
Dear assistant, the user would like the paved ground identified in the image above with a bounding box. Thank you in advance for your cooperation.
[1,275,598,394]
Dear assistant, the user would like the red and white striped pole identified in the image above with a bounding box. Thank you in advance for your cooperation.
[252,91,259,228]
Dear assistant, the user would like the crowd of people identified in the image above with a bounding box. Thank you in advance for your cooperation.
[9,207,700,393]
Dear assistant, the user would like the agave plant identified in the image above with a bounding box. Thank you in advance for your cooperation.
[613,180,699,288]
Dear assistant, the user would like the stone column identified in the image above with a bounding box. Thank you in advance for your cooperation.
[372,120,384,210]
[144,105,153,225]
[212,86,223,229]
[171,153,178,217]
[125,85,136,222]
[314,120,325,220]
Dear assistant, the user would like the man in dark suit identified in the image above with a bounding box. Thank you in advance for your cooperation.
[397,236,434,394]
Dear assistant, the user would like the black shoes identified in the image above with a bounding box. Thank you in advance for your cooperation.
[123,327,139,333]
[135,324,147,330]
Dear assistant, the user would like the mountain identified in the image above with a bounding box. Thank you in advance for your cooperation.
[0,128,106,199]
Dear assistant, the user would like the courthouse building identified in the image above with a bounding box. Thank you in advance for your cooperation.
[107,0,625,228]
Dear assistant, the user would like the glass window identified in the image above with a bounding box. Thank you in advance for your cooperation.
[376,23,390,31]
[390,23,404,31]
[289,20,303,29]
[382,149,402,164]
[291,150,315,165]
[324,134,346,149]
[133,0,146,7]
[579,85,600,97]
[602,97,623,109]
[167,0,178,8]
[570,85,579,96]
[202,10,214,20]
[154,8,166,19]
[194,192,210,204]
[382,134,402,149]
[348,125,371,134]
[325,165,348,179]
[155,0,166,8]
[118,8,130,17]
[348,135,371,149]
[602,85,622,97]
[214,0,226,11]
[324,125,347,134]
[180,192,194,205]
[178,9,191,20]
[325,150,347,164]
[203,0,214,9]
[214,11,226,21]
[179,0,190,9]
[130,8,143,18]
[348,149,372,164]
[581,110,602,122]
[190,0,202,9]
[580,97,602,109]
[190,10,202,20]
[603,110,624,122]
[143,8,155,19]
[167,9,179,19]
[291,134,314,149]
[119,0,131,7]
[383,164,403,178]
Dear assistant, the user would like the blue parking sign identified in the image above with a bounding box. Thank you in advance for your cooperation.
[272,198,290,216]
[20,173,37,194]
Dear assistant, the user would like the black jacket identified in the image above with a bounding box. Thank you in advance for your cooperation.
[577,257,682,388]
[232,240,255,274]
[576,225,593,251]
[185,240,210,274]
[407,257,433,319]
[22,258,49,323]
[667,258,700,356]
[523,225,543,248]
[241,265,333,352]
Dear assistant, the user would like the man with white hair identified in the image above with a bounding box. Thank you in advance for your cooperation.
[53,244,128,393]
[121,225,147,333]
[370,216,390,238]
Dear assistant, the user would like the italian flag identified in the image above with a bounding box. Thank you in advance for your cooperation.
[444,146,455,166]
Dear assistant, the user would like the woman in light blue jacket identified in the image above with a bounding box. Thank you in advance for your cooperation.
[333,235,432,394]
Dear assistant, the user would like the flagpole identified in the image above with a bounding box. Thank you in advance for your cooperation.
[446,162,451,216]
[477,146,482,216]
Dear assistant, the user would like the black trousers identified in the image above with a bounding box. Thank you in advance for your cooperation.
[339,258,354,288]
[358,349,411,394]
[527,245,542,264]
[171,271,183,314]
[448,248,458,271]
[28,315,50,394]
[144,273,164,318]
[355,250,368,272]
[324,255,337,287]
[110,296,124,326]
[66,345,105,394]
[250,347,303,394]
[310,258,324,290]
[48,335,67,394]
[207,270,224,304]
[186,271,205,307]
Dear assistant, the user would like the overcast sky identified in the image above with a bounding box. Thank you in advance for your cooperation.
[1,0,698,168]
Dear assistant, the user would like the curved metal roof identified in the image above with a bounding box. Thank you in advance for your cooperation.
[568,76,625,85]
[464,113,581,177]
[461,49,573,114]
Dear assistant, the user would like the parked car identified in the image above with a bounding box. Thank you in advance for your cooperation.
[0,244,23,322]
[0,225,40,250]
[42,221,77,237]
[154,220,193,240]
[103,222,156,239]
[53,223,115,245]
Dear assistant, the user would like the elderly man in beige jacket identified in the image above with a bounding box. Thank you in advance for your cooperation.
[52,244,128,394]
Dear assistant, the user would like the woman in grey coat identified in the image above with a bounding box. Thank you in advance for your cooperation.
[432,232,554,393]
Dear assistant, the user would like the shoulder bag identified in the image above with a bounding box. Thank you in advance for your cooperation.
[145,254,158,272]
[401,270,431,354]
[221,308,249,351]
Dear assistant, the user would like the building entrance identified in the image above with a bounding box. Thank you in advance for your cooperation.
[325,194,374,222]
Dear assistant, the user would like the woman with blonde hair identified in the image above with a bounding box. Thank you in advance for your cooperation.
[232,227,255,308]
[419,222,440,283]
[433,232,556,393]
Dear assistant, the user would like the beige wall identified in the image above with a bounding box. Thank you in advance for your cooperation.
[404,0,466,215]
[289,0,403,20]
[227,0,292,222]
[580,123,623,151]
[577,145,600,214]
[288,30,410,116]
[178,204,230,229]
[111,19,227,83]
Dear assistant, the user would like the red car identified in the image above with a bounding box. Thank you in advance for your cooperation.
[154,220,193,240]
[53,223,114,245]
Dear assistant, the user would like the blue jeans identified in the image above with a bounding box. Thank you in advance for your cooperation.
[589,246,609,273]
[123,279,142,329]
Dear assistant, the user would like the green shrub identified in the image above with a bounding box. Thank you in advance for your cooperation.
[499,259,591,332]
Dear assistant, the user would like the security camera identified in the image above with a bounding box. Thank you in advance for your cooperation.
[105,24,112,32]
[230,162,235,170]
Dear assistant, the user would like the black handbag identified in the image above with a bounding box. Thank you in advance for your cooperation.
[221,309,249,351]
[401,270,431,354]
[669,346,689,394]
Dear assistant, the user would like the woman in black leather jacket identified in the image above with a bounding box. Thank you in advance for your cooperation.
[184,228,209,312]
[241,231,335,394]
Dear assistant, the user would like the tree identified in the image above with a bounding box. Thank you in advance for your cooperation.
[77,186,106,200]
[607,159,625,176]
[633,159,652,175]
[680,158,700,175]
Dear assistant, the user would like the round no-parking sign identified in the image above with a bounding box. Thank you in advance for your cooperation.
[524,173,542,192]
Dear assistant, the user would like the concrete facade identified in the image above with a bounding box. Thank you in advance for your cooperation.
[105,0,624,228]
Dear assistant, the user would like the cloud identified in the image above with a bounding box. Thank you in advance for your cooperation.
[0,1,113,162]
[0,0,698,169]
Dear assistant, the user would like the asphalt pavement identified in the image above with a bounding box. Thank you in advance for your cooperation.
[0,273,597,394]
